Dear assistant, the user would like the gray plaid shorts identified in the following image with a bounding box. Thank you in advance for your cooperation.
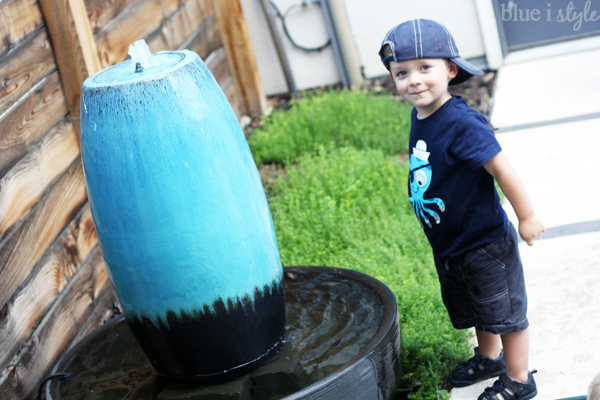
[433,222,529,335]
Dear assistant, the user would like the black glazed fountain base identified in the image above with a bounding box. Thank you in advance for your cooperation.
[127,280,285,382]
[47,267,401,400]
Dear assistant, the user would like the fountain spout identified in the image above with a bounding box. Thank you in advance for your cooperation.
[128,40,156,72]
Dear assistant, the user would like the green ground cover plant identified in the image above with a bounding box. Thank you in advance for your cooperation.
[249,91,471,399]
[248,90,412,165]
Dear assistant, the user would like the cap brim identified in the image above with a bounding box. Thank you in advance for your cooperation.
[449,57,483,86]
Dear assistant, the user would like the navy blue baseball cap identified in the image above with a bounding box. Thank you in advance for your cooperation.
[379,19,483,85]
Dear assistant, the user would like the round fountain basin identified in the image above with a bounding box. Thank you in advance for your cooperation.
[47,266,401,400]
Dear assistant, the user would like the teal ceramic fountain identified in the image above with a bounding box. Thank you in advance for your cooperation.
[80,41,286,380]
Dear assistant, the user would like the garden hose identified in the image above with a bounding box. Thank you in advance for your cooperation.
[269,0,331,52]
[37,373,71,400]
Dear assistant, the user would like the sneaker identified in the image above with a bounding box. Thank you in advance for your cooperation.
[478,371,538,400]
[449,347,506,387]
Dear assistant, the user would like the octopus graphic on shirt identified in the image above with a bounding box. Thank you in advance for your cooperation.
[408,140,445,228]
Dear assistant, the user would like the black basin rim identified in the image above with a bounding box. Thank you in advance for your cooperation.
[47,266,400,399]
[281,266,400,399]
[282,266,398,368]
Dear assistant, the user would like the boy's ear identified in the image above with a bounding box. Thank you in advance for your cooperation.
[448,62,459,80]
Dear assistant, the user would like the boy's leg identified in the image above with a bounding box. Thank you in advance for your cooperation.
[501,328,530,383]
[477,328,534,400]
[477,330,502,360]
[475,328,530,383]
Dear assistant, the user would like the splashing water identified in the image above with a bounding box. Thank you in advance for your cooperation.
[128,40,157,71]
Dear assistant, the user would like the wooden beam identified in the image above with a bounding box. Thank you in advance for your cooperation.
[206,47,231,87]
[146,0,214,53]
[94,0,184,68]
[0,204,98,370]
[212,0,267,117]
[178,13,222,60]
[67,289,119,351]
[0,28,56,117]
[205,47,242,117]
[0,72,68,177]
[0,247,113,400]
[0,0,44,59]
[0,121,80,242]
[86,0,138,35]
[0,160,87,311]
[220,75,242,118]
[38,0,102,135]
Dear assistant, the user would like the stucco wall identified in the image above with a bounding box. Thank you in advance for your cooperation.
[240,0,342,95]
[345,0,486,78]
[240,0,487,96]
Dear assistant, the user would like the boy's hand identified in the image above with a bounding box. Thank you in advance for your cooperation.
[484,152,545,246]
[518,215,546,246]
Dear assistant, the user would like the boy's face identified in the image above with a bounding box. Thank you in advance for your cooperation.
[388,58,458,119]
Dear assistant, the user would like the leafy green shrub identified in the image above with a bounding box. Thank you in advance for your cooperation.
[269,147,470,399]
[248,90,412,165]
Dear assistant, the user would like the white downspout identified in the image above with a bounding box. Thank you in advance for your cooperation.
[328,0,364,87]
[474,0,504,70]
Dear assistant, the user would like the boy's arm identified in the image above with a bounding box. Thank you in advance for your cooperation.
[483,151,546,246]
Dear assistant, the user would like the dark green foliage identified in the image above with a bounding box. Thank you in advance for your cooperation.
[248,90,412,165]
[251,91,470,399]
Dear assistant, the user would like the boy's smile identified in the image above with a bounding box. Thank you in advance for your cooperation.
[389,58,458,119]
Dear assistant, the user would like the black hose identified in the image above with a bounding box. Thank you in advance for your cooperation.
[269,0,331,52]
[37,373,71,400]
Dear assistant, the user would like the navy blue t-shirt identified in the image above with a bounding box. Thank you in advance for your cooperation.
[408,96,508,258]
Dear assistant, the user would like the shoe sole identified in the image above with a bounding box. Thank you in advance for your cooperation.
[520,389,538,400]
[478,389,537,400]
[449,368,506,388]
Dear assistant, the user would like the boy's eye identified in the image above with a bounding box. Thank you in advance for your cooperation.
[421,65,430,71]
[396,71,407,77]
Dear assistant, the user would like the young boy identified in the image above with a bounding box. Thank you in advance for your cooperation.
[379,19,545,400]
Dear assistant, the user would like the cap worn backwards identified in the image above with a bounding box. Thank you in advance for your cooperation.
[379,19,483,86]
